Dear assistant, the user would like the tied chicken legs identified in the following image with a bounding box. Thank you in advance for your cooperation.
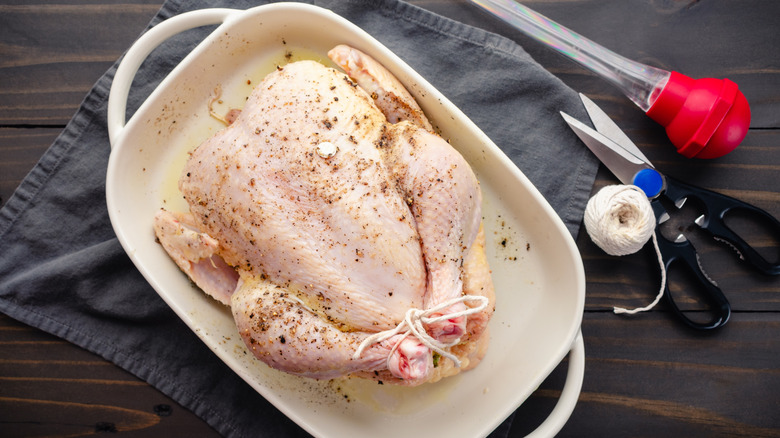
[154,45,495,386]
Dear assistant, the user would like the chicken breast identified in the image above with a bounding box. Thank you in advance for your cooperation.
[154,45,494,385]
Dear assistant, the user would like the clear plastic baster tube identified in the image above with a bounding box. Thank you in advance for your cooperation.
[471,0,670,111]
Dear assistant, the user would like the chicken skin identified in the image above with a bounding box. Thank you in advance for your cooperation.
[154,45,494,385]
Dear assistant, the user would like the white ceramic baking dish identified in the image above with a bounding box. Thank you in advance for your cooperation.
[106,4,585,437]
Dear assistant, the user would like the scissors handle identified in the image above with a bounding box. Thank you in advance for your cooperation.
[652,201,732,330]
[664,177,780,275]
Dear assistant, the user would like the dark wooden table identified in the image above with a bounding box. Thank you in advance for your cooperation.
[2,1,779,436]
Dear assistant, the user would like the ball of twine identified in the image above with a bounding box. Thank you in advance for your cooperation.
[583,184,667,315]
[584,185,656,256]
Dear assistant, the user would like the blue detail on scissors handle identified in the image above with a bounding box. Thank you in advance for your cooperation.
[633,168,664,198]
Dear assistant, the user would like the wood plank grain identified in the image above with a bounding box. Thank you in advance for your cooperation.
[0,314,222,437]
[0,1,162,125]
[1,396,160,437]
[508,313,780,437]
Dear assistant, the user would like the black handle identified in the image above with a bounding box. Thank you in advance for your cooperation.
[665,177,780,275]
[652,201,731,330]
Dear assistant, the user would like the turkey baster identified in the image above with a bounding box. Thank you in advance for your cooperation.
[471,0,750,159]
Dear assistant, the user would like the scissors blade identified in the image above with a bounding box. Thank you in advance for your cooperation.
[560,111,653,186]
[578,93,653,166]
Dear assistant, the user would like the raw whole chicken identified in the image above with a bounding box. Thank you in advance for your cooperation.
[154,45,495,386]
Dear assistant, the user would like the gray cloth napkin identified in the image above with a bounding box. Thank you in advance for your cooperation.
[0,0,597,436]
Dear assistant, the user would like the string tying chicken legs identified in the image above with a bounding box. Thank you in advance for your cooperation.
[354,295,490,368]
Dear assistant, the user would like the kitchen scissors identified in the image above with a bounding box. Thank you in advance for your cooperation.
[561,93,780,330]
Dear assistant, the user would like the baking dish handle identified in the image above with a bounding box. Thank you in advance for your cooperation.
[526,330,585,438]
[107,8,237,147]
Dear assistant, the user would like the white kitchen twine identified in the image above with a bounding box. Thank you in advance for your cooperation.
[353,295,489,368]
[584,184,667,314]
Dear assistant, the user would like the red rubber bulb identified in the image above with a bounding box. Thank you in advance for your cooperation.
[645,71,750,159]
